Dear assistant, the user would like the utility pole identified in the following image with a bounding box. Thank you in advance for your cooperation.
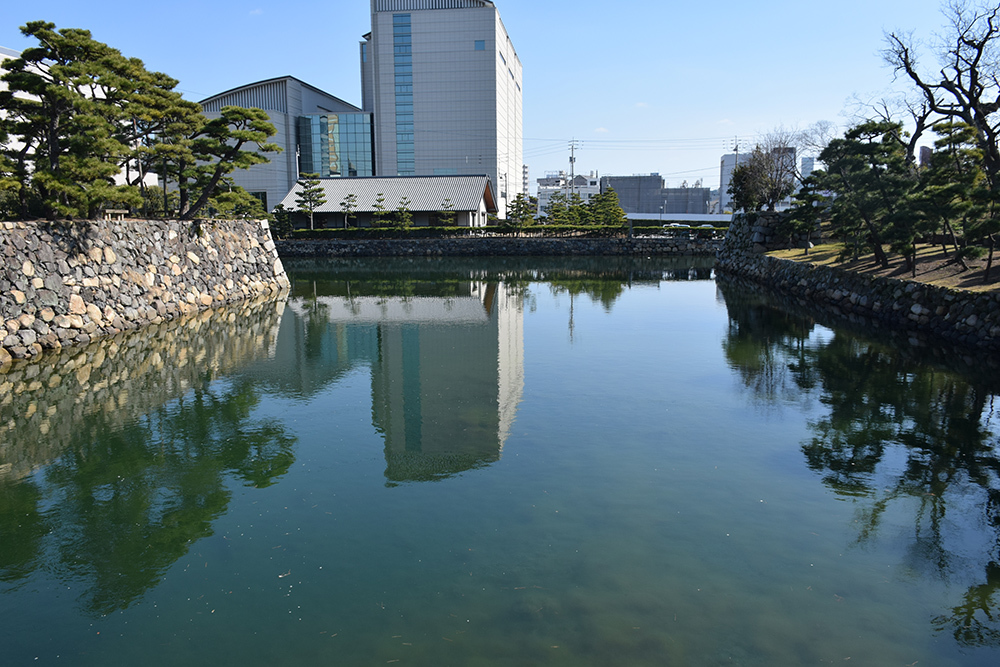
[568,139,580,199]
[723,136,747,213]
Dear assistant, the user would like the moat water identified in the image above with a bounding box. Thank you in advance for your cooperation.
[2,256,1000,666]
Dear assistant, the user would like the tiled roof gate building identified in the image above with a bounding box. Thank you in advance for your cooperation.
[279,175,497,228]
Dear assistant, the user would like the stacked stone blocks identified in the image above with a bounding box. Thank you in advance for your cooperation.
[1,218,290,365]
[276,236,723,258]
[717,213,1000,351]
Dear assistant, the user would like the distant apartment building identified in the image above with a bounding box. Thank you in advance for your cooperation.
[199,76,374,210]
[361,0,523,217]
[536,170,600,215]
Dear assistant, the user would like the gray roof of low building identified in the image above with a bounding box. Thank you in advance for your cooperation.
[279,175,497,214]
[0,46,21,58]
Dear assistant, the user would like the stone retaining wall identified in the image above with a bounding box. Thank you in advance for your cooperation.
[1,218,290,365]
[724,210,820,254]
[276,235,722,258]
[717,214,1000,351]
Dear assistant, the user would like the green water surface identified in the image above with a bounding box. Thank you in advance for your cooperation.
[2,256,999,666]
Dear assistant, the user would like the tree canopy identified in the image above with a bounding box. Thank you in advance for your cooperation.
[538,187,627,227]
[0,21,279,221]
[779,2,1000,283]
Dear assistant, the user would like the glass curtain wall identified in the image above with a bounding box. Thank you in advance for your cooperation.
[298,114,375,178]
[393,13,414,176]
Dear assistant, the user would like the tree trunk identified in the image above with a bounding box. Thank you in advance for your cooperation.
[943,220,971,270]
[872,241,890,269]
[985,234,995,285]
[177,158,189,218]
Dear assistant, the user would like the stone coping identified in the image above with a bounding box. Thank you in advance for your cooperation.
[276,236,723,258]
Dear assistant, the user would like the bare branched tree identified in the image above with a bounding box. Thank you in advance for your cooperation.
[799,120,840,158]
[884,1,1000,187]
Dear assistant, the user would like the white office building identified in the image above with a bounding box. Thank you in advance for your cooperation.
[361,0,523,217]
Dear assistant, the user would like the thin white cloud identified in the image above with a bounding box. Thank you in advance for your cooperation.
[635,102,648,108]
[594,127,609,133]
[250,8,263,15]
[717,118,734,125]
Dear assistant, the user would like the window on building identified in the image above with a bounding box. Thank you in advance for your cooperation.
[474,40,485,51]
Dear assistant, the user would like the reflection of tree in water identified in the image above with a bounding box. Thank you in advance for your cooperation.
[549,277,626,312]
[0,379,295,616]
[720,282,819,405]
[719,279,1000,647]
[285,255,718,317]
[0,479,48,588]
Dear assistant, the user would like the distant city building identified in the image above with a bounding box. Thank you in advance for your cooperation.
[708,189,720,214]
[599,174,665,214]
[719,148,798,212]
[772,147,797,211]
[200,76,373,210]
[719,153,752,213]
[919,146,933,168]
[598,173,708,215]
[662,186,710,215]
[801,157,816,177]
[536,170,600,215]
[361,0,523,217]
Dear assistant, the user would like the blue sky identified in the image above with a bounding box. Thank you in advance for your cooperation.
[2,0,950,191]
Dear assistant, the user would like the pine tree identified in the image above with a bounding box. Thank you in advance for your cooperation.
[340,193,357,229]
[294,173,326,231]
[506,192,534,231]
[371,193,390,228]
[395,196,413,229]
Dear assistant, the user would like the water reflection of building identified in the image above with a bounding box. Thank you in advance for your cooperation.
[281,281,524,483]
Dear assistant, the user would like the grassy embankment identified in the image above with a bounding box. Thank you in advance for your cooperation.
[768,242,1000,293]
